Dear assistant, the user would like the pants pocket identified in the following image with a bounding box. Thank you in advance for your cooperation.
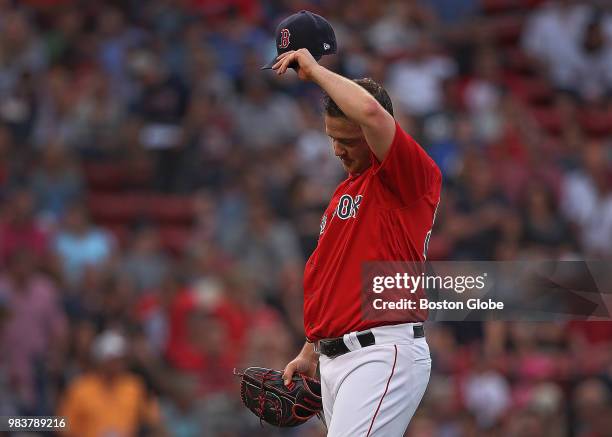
[411,338,432,364]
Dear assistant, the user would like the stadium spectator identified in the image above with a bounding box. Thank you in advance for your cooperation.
[520,182,572,256]
[32,66,82,147]
[0,249,67,414]
[366,2,427,57]
[53,202,114,286]
[522,0,592,91]
[234,77,304,150]
[294,103,343,187]
[230,201,303,296]
[0,9,47,94]
[58,330,160,437]
[570,10,612,102]
[425,0,481,26]
[29,142,83,222]
[572,378,612,437]
[463,368,511,428]
[462,45,505,142]
[387,33,457,117]
[159,374,207,437]
[131,50,190,192]
[443,154,511,260]
[0,187,49,264]
[119,224,170,293]
[66,68,125,154]
[561,141,612,257]
[0,71,37,143]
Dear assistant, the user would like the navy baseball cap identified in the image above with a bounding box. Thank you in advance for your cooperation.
[262,10,337,70]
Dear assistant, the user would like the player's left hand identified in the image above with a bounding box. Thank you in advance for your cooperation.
[272,48,320,81]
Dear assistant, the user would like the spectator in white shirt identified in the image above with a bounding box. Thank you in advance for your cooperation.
[561,141,612,257]
[522,0,592,90]
[386,35,457,117]
[569,12,612,101]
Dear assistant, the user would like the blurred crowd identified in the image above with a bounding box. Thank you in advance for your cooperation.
[0,0,611,436]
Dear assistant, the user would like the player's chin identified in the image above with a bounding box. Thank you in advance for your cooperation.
[345,161,368,174]
[341,159,356,172]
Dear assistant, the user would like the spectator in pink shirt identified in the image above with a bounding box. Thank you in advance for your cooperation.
[0,250,67,414]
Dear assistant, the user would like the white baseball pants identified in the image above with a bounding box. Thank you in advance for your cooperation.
[318,323,431,437]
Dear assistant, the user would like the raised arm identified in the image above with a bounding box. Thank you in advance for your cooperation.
[273,49,396,162]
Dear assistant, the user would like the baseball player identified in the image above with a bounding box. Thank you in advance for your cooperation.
[267,11,442,437]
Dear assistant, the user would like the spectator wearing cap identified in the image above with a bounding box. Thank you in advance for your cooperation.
[58,330,160,437]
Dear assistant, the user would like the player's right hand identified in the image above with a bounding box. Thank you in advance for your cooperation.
[282,354,318,385]
[272,48,320,81]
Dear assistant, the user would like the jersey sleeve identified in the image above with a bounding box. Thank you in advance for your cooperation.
[372,121,441,205]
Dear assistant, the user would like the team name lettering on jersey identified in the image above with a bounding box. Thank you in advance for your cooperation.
[336,194,363,220]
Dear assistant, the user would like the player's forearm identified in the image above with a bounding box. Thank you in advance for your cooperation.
[311,65,386,127]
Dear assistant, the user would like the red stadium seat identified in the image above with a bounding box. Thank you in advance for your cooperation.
[521,0,547,8]
[83,160,154,192]
[504,47,537,76]
[83,163,126,191]
[487,14,526,45]
[145,195,195,225]
[104,224,130,249]
[531,107,562,135]
[159,226,191,255]
[504,74,553,105]
[578,110,612,137]
[88,193,195,226]
[481,0,522,15]
[101,223,191,255]
[87,193,147,224]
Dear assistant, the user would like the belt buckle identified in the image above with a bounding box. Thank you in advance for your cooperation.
[318,338,342,358]
[313,340,321,354]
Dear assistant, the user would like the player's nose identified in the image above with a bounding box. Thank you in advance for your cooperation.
[333,142,345,157]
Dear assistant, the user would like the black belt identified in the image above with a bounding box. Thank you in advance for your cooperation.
[317,325,425,358]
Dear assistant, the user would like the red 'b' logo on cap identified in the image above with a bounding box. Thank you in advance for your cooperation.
[279,28,291,49]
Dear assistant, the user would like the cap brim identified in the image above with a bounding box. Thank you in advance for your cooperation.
[261,58,276,70]
[262,54,326,70]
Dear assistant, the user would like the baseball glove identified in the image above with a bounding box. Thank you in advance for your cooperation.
[234,366,323,427]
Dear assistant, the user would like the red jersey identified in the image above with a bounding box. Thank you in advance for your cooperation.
[303,122,442,341]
